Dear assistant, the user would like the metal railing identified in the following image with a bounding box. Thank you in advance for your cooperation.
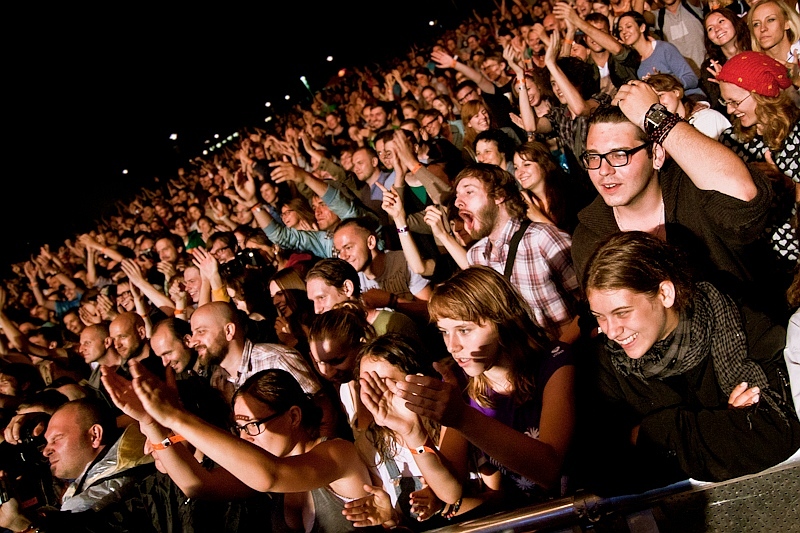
[427,455,800,533]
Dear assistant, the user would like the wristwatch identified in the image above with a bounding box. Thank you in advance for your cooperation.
[644,103,672,136]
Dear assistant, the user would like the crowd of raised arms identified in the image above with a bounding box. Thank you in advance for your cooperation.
[0,0,798,531]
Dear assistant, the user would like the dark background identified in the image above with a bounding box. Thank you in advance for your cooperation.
[4,1,484,272]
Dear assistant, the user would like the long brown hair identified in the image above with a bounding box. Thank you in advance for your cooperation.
[704,8,750,63]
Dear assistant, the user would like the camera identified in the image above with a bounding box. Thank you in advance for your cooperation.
[219,248,269,279]
[0,412,59,511]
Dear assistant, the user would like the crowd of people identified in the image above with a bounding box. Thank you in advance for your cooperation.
[0,0,798,531]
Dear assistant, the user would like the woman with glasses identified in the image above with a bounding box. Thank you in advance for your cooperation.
[716,52,798,286]
[119,364,380,532]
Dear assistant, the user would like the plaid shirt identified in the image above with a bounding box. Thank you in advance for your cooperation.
[467,218,581,334]
[234,339,321,394]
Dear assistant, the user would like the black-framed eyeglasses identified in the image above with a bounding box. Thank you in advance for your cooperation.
[457,88,476,104]
[421,118,439,131]
[233,410,286,437]
[718,93,751,109]
[581,143,651,170]
[210,245,230,258]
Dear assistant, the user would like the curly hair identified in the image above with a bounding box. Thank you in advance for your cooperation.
[731,91,800,151]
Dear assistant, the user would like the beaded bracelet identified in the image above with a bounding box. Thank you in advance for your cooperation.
[442,497,462,519]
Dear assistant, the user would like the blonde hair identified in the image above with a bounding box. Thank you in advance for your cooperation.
[732,91,800,150]
[747,0,800,54]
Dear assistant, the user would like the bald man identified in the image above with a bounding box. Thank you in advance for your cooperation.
[109,312,164,380]
[78,323,122,391]
[189,301,342,437]
[0,399,154,531]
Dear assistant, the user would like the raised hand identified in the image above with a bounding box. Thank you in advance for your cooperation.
[101,367,152,424]
[191,247,219,281]
[130,359,184,429]
[269,161,310,185]
[120,259,147,288]
[378,183,405,222]
[612,80,660,131]
[95,293,118,322]
[359,370,419,437]
[431,49,457,70]
[394,363,467,428]
[423,205,449,239]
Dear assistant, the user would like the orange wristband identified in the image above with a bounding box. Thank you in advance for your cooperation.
[150,434,187,450]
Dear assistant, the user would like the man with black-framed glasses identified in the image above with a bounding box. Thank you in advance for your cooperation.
[571,84,786,321]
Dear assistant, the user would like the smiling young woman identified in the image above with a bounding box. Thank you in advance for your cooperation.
[716,51,799,281]
[582,231,800,489]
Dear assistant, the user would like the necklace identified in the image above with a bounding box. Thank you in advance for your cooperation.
[613,197,666,240]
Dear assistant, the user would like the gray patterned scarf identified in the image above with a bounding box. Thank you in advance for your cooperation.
[607,282,787,420]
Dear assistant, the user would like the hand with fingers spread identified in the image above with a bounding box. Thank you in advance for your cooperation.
[342,484,399,528]
[394,368,467,429]
[431,49,457,70]
[130,359,185,429]
[359,370,420,438]
[101,366,154,425]
[269,161,311,186]
[120,259,148,288]
[191,247,220,281]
